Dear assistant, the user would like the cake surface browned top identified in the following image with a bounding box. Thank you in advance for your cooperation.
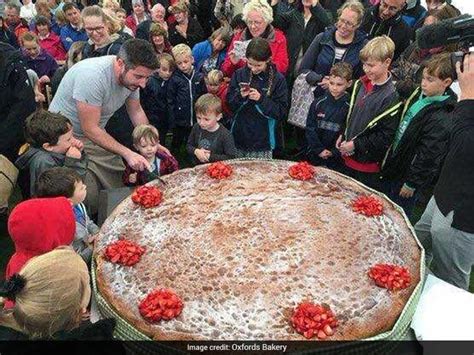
[95,160,421,340]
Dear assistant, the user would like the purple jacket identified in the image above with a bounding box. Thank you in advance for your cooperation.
[23,48,58,79]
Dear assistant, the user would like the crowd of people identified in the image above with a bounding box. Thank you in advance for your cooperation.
[0,0,473,341]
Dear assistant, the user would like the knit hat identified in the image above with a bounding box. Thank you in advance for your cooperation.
[5,197,76,279]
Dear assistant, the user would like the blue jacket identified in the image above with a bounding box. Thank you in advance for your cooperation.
[167,69,205,128]
[192,39,227,73]
[140,73,169,126]
[306,92,349,156]
[227,65,288,152]
[60,24,88,51]
[300,26,368,84]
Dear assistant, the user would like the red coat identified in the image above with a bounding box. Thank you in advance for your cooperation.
[125,14,149,35]
[38,32,67,61]
[216,82,231,118]
[221,27,289,78]
[6,197,75,279]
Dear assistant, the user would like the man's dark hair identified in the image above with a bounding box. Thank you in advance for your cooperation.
[6,2,20,14]
[117,39,159,70]
[25,110,72,147]
[35,167,82,198]
[63,2,80,14]
[34,15,52,28]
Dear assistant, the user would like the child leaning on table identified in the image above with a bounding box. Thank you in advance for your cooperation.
[123,124,179,186]
[35,166,97,264]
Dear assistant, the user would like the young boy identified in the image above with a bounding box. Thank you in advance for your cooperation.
[141,53,176,142]
[305,62,352,168]
[381,53,457,217]
[123,124,179,186]
[35,167,97,263]
[167,44,205,152]
[337,36,403,190]
[186,94,237,166]
[205,69,232,128]
[15,110,86,197]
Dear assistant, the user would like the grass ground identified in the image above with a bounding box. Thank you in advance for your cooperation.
[1,133,472,291]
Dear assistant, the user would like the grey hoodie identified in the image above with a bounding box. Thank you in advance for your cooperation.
[15,147,87,197]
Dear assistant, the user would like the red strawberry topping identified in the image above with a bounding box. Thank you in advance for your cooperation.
[139,289,184,323]
[291,302,338,339]
[351,195,384,216]
[368,264,411,290]
[288,162,315,181]
[131,185,162,208]
[104,239,145,266]
[207,162,233,179]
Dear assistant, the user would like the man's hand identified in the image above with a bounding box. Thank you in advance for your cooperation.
[125,151,151,171]
[248,88,261,101]
[399,185,415,198]
[195,148,211,163]
[66,146,82,159]
[318,149,333,159]
[335,135,343,149]
[38,75,50,84]
[458,53,474,101]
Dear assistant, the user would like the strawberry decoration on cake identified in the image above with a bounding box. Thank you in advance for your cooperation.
[131,185,163,208]
[288,162,315,181]
[368,264,411,291]
[207,162,233,179]
[139,288,184,323]
[104,239,145,266]
[351,195,384,216]
[291,302,338,339]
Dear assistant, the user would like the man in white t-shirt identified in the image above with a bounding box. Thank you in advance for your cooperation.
[50,39,167,213]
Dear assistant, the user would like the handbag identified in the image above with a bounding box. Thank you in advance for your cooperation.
[287,72,315,128]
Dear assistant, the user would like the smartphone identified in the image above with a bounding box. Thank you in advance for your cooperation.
[239,82,250,91]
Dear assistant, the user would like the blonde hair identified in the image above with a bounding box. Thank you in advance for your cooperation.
[242,0,273,24]
[102,0,120,11]
[159,53,176,72]
[360,35,395,62]
[209,26,232,45]
[55,9,67,26]
[66,41,85,68]
[149,23,168,39]
[171,43,192,59]
[0,248,90,339]
[132,124,160,146]
[205,69,224,85]
[337,0,365,26]
[195,94,222,115]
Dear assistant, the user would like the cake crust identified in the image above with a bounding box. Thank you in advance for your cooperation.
[95,161,421,340]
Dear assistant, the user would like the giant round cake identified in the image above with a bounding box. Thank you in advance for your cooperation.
[94,160,422,340]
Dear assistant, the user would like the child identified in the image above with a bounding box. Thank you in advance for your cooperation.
[5,196,76,280]
[186,93,237,166]
[123,124,179,186]
[21,32,58,85]
[141,53,176,141]
[167,44,206,152]
[35,167,98,264]
[305,62,352,168]
[15,110,86,197]
[381,53,457,217]
[337,36,403,190]
[227,37,288,159]
[0,249,116,340]
[204,69,232,127]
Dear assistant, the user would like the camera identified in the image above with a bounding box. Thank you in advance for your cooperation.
[416,14,474,79]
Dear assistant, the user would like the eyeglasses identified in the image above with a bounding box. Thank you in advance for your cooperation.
[247,20,265,27]
[84,25,105,33]
[380,0,401,14]
[337,18,357,29]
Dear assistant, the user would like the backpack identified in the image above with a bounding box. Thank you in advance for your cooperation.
[287,72,315,128]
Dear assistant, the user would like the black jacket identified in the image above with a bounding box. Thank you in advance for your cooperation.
[168,17,205,48]
[227,65,288,152]
[360,5,413,61]
[0,27,18,48]
[81,33,130,59]
[0,43,36,162]
[135,19,153,41]
[345,77,402,164]
[434,100,474,233]
[167,69,205,128]
[140,73,169,127]
[382,87,457,190]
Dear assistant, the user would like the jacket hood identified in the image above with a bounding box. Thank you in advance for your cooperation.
[0,43,23,84]
[15,147,64,170]
[6,196,76,278]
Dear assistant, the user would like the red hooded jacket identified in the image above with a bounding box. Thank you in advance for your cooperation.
[6,197,76,279]
[38,32,67,61]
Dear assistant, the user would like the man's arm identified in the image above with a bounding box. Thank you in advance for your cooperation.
[125,97,149,126]
[76,101,150,170]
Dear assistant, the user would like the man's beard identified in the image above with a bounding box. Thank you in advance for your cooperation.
[118,68,138,91]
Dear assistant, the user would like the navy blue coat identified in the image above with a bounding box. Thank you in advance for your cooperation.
[227,65,288,152]
[140,74,169,128]
[167,69,205,128]
[299,26,368,84]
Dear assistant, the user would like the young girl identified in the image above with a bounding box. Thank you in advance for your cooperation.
[123,124,179,186]
[0,248,116,340]
[227,38,288,158]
